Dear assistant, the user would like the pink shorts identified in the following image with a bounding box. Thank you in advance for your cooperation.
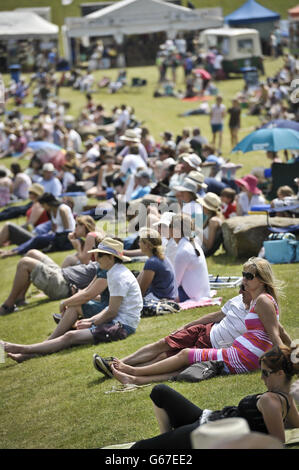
[165,323,214,351]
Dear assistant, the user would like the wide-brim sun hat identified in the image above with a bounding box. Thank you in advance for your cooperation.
[174,179,198,195]
[186,170,207,189]
[119,130,140,143]
[29,183,45,197]
[199,192,222,212]
[235,174,261,195]
[181,153,202,169]
[42,162,55,172]
[88,237,131,262]
[191,418,250,449]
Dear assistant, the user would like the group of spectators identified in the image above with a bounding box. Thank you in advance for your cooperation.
[1,51,299,450]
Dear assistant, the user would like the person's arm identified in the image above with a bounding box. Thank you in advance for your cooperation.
[278,322,292,347]
[255,295,285,348]
[76,295,123,329]
[123,248,142,257]
[76,233,98,265]
[59,206,73,231]
[138,269,155,297]
[203,218,220,251]
[27,203,45,227]
[257,392,286,443]
[60,276,107,311]
[172,310,225,334]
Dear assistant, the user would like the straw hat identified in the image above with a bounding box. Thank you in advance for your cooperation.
[173,179,198,195]
[191,418,250,449]
[119,130,140,143]
[181,153,202,169]
[186,170,207,189]
[199,192,221,212]
[29,183,45,197]
[88,237,131,262]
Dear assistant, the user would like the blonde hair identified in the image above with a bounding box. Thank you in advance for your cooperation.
[139,228,164,260]
[76,215,96,234]
[243,257,284,305]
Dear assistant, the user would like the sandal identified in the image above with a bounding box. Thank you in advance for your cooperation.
[0,304,17,316]
[93,354,114,378]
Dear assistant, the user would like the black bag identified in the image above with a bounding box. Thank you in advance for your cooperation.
[172,360,226,382]
[91,322,128,344]
[141,299,180,317]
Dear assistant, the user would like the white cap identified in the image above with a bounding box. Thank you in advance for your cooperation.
[42,163,55,172]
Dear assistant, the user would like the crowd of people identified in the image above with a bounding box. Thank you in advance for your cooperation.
[1,45,299,450]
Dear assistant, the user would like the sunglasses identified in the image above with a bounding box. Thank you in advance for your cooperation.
[261,369,276,378]
[242,271,256,280]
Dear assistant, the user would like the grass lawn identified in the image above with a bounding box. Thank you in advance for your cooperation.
[0,57,299,449]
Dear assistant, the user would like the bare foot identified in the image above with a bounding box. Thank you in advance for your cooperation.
[7,353,27,363]
[113,358,136,375]
[111,364,136,385]
[3,342,22,354]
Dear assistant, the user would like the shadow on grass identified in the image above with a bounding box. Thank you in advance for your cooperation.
[211,252,248,266]
[87,377,109,387]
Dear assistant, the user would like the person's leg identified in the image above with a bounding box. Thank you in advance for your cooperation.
[121,339,173,366]
[4,329,93,362]
[47,306,83,340]
[112,349,191,385]
[61,254,79,269]
[2,256,39,309]
[0,223,10,246]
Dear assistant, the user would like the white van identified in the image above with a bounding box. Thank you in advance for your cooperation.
[200,27,264,75]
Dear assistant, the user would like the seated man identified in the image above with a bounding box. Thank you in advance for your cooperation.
[0,249,100,315]
[93,284,291,377]
[3,239,143,363]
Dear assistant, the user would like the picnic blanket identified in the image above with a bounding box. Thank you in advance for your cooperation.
[179,290,222,310]
[181,95,213,102]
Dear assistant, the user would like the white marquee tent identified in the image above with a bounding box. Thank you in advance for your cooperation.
[62,0,223,64]
[0,11,59,39]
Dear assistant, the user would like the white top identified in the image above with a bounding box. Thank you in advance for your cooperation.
[107,263,143,330]
[13,172,32,199]
[41,177,62,197]
[163,237,177,267]
[174,237,210,301]
[238,191,266,215]
[119,143,148,163]
[51,203,76,233]
[214,54,223,70]
[210,294,248,349]
[86,145,100,162]
[210,103,226,124]
[120,153,147,175]
[62,171,76,192]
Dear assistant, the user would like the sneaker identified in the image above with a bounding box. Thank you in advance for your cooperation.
[93,354,114,378]
[0,304,18,316]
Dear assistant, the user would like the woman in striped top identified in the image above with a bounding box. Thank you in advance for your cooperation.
[111,257,289,385]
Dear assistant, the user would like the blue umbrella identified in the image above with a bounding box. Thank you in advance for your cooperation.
[27,141,62,151]
[232,128,299,153]
[260,120,299,132]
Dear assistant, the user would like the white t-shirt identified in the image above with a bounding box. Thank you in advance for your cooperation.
[163,237,177,267]
[174,237,210,301]
[107,263,143,330]
[210,104,226,125]
[13,173,32,199]
[210,294,248,348]
[86,145,100,162]
[120,153,147,175]
[214,54,223,70]
[238,192,266,215]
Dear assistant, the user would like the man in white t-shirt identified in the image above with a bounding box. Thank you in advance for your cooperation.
[119,145,147,177]
[210,95,226,153]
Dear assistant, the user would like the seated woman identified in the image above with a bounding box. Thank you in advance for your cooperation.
[137,228,177,302]
[168,213,210,303]
[61,215,105,268]
[128,344,299,449]
[0,183,48,255]
[235,174,266,215]
[199,192,224,257]
[110,257,288,385]
[0,192,76,258]
[3,238,143,363]
[86,153,120,199]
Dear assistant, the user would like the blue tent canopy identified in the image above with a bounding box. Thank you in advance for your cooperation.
[225,0,280,25]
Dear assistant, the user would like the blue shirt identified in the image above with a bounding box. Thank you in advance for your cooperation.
[144,256,177,300]
[130,185,151,200]
[41,177,62,197]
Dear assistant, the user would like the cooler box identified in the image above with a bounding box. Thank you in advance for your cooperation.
[264,239,299,264]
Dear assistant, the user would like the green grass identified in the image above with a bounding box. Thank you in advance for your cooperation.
[0,58,298,449]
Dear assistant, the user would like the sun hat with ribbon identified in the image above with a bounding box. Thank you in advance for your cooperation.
[88,237,131,262]
[186,170,207,189]
[199,192,222,212]
[235,174,261,195]
[173,179,199,195]
[191,418,250,449]
[119,130,140,143]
